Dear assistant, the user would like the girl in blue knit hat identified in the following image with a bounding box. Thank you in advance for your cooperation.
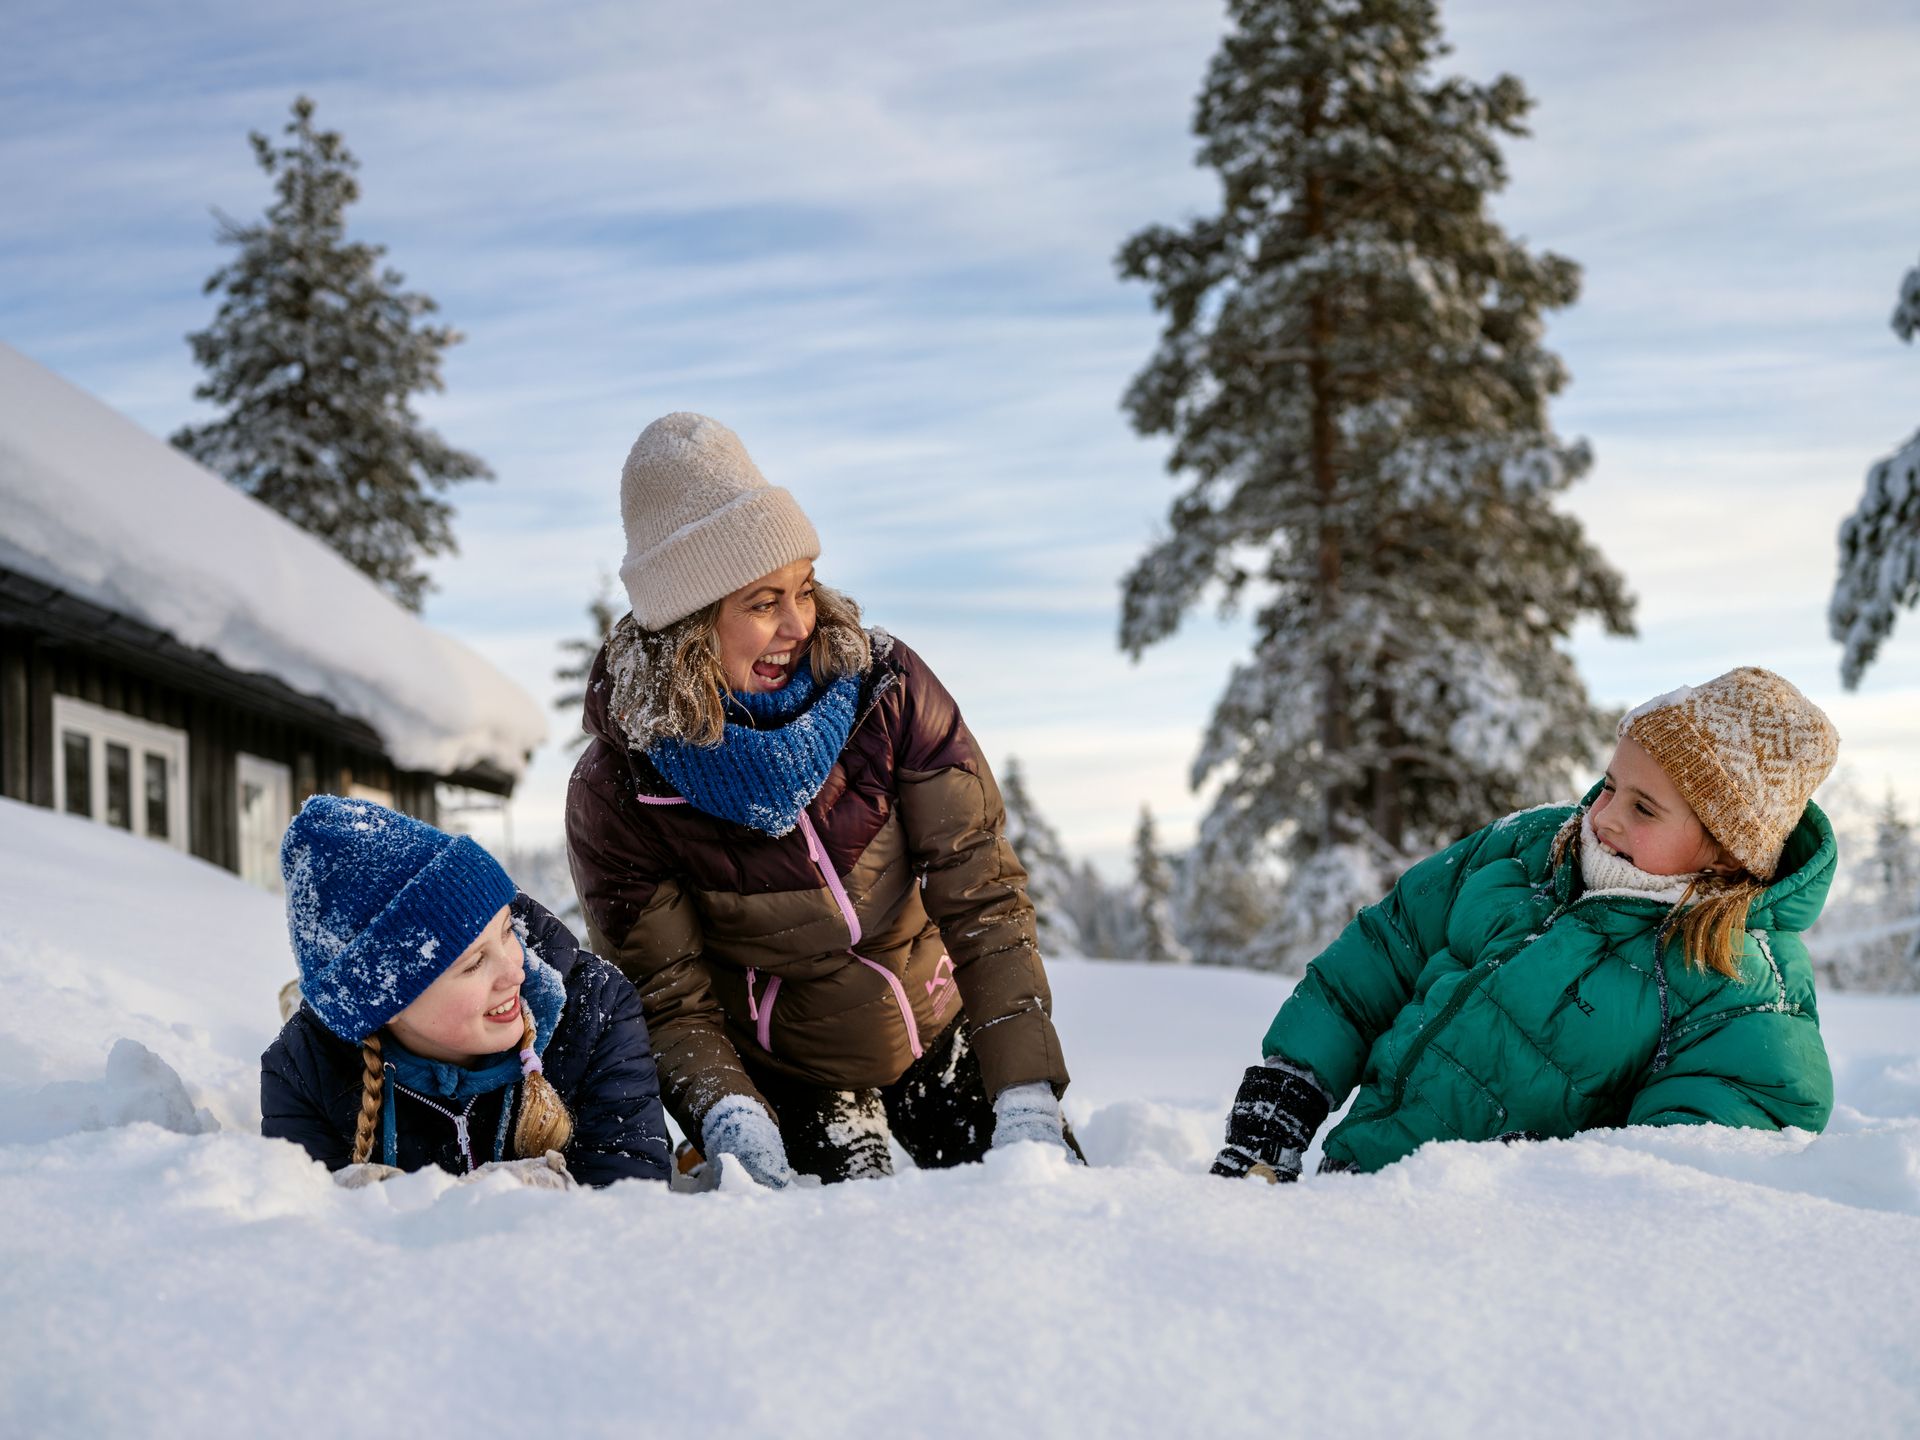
[261,795,672,1188]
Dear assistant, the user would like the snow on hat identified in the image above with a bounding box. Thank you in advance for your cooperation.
[280,795,516,1044]
[1620,667,1840,881]
[618,412,821,631]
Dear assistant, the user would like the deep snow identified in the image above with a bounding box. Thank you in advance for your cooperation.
[1,798,1916,1438]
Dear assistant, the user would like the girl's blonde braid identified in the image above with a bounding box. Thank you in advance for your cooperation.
[350,1034,385,1164]
[512,1008,574,1158]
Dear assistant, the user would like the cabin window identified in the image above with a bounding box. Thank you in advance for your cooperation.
[236,753,292,894]
[145,754,170,839]
[51,697,189,853]
[105,743,132,829]
[61,731,91,817]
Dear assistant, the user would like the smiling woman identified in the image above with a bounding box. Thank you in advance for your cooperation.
[566,413,1080,1186]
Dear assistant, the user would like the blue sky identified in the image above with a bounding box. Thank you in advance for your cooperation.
[5,0,1919,874]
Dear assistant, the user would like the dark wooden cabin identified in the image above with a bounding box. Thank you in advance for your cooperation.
[0,345,539,890]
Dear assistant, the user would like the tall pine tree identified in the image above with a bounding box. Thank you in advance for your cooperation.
[173,97,490,612]
[1830,254,1920,688]
[1000,756,1085,958]
[1118,0,1633,964]
[1132,805,1190,964]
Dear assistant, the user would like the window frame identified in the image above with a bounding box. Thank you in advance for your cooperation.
[50,696,191,853]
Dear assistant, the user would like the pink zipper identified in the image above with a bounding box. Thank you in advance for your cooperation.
[795,810,921,1059]
[755,975,781,1052]
[852,955,923,1059]
[796,809,862,946]
[741,966,783,1052]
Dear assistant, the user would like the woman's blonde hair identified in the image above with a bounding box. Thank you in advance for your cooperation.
[611,581,871,749]
[348,1009,574,1166]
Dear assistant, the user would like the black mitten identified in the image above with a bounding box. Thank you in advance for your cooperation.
[1209,1061,1332,1183]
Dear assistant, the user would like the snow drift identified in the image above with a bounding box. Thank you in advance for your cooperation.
[1,799,1916,1438]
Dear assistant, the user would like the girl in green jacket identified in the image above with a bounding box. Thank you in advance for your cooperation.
[1211,666,1842,1180]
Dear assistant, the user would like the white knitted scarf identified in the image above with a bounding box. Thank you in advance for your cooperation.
[1577,809,1698,904]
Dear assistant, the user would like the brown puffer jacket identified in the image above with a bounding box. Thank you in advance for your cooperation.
[565,630,1070,1140]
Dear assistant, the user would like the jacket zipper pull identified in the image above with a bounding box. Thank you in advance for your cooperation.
[453,1112,472,1170]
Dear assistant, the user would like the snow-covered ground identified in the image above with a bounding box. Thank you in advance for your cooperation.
[2,797,1916,1438]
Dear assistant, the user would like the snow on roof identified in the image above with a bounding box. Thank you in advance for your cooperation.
[0,342,546,778]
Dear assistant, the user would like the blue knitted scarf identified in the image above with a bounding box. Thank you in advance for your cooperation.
[378,948,567,1168]
[647,659,862,836]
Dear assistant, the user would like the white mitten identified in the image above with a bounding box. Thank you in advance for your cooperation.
[700,1095,795,1189]
[991,1082,1078,1160]
[464,1150,577,1191]
[333,1162,403,1189]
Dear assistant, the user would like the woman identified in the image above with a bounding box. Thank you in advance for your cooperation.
[565,412,1076,1186]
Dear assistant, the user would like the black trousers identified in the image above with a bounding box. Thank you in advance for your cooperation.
[745,1019,997,1183]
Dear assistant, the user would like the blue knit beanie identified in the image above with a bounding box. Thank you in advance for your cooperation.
[280,796,517,1044]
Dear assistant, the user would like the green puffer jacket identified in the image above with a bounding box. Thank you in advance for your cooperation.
[1266,797,1836,1173]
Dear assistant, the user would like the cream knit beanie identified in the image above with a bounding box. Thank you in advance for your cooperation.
[618,413,821,630]
[1620,667,1839,881]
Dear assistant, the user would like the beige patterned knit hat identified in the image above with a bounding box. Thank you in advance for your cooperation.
[618,413,821,630]
[1620,667,1839,881]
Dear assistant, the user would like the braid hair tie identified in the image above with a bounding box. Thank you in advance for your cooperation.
[517,1004,543,1078]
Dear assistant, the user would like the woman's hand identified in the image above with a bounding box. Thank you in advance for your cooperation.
[701,1095,796,1189]
[990,1082,1080,1161]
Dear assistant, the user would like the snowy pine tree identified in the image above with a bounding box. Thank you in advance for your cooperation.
[172,97,491,612]
[555,579,622,751]
[1870,789,1920,902]
[1863,790,1920,991]
[1814,788,1920,993]
[1117,0,1633,966]
[1132,805,1189,964]
[999,756,1084,957]
[1063,860,1140,960]
[1830,255,1920,688]
[1175,810,1279,968]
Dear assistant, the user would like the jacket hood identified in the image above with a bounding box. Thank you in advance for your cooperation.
[1748,801,1835,933]
[580,638,625,753]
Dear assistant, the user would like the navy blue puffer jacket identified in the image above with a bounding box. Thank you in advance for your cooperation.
[261,895,672,1186]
